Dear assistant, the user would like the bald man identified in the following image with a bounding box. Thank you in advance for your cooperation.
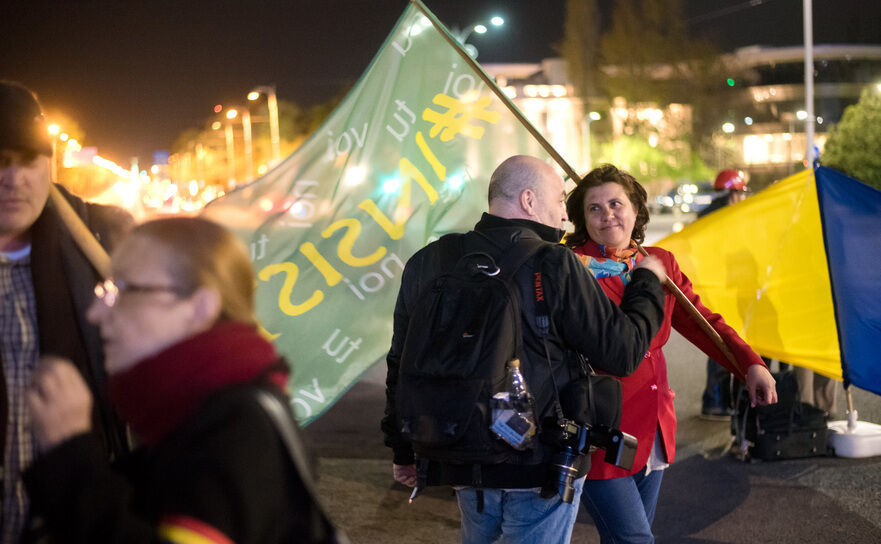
[381,156,666,544]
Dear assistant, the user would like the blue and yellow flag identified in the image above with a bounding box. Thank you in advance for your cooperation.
[203,1,561,423]
[657,167,881,396]
[815,167,881,395]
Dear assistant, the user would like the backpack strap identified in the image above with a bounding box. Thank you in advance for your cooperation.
[531,256,569,424]
[253,389,350,544]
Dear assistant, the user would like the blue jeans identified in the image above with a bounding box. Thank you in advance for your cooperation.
[580,467,664,544]
[456,477,584,544]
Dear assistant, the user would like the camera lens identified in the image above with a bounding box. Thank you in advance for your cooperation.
[540,450,580,503]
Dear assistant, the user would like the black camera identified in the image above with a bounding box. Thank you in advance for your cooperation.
[539,418,637,503]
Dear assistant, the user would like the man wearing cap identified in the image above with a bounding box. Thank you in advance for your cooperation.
[0,80,131,541]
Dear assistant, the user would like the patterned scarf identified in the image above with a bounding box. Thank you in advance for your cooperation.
[574,241,639,284]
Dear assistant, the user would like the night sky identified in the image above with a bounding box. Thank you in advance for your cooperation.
[2,0,879,165]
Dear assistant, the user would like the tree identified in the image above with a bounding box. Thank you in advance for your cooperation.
[559,0,601,101]
[821,87,881,190]
[561,0,733,181]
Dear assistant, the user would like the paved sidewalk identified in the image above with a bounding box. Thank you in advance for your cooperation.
[305,330,881,543]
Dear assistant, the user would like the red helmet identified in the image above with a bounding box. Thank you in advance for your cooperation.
[714,169,746,191]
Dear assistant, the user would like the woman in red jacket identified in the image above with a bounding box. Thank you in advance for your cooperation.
[565,165,777,543]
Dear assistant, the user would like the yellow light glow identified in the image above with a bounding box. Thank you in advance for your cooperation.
[211,121,222,130]
[247,91,260,101]
[226,109,238,120]
[48,124,60,136]
[150,165,159,174]
[743,135,769,165]
[59,133,69,142]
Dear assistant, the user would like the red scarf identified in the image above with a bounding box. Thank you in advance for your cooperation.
[108,321,288,447]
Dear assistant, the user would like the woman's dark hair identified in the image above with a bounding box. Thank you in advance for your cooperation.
[565,164,650,249]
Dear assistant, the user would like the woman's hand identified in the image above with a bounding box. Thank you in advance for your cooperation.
[27,356,94,450]
[746,364,778,407]
[634,254,666,282]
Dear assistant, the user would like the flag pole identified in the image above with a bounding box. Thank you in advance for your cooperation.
[49,184,113,279]
[409,0,743,374]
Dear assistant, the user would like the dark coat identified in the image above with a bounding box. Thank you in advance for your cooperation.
[25,384,319,543]
[0,184,132,460]
[381,213,665,488]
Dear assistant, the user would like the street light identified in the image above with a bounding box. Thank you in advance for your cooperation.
[227,106,254,181]
[248,85,280,165]
[581,111,601,171]
[451,16,504,58]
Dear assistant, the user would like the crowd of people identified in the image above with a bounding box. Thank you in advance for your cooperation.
[2,77,783,544]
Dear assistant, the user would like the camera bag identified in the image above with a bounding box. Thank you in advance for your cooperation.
[396,233,550,464]
[732,370,829,461]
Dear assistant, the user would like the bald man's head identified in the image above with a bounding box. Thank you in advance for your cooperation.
[487,155,567,229]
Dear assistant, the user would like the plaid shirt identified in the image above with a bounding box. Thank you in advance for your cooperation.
[0,247,39,544]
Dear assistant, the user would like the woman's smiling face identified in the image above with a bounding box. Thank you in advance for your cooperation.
[583,182,637,250]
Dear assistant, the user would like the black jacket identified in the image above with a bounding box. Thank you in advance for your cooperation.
[0,185,132,462]
[25,384,320,543]
[381,213,665,488]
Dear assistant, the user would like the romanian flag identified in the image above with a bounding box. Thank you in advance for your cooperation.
[657,167,881,396]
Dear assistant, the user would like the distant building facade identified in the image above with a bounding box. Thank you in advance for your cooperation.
[484,44,881,187]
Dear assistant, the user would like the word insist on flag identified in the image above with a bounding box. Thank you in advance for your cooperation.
[203,1,558,423]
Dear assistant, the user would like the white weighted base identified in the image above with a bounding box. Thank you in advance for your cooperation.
[828,411,881,458]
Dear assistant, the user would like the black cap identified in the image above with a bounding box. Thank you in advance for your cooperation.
[0,81,53,156]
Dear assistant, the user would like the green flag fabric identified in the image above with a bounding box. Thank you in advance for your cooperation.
[204,1,555,424]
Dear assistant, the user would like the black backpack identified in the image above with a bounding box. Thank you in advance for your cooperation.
[395,232,548,465]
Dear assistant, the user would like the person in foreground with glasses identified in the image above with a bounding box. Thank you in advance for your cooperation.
[23,217,334,543]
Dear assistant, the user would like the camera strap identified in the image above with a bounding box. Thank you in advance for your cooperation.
[532,259,567,425]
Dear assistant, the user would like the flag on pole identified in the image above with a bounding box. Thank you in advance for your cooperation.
[204,1,560,423]
[657,167,881,397]
[815,167,881,395]
[656,169,840,379]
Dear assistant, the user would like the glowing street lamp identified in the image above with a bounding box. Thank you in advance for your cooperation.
[581,111,601,171]
[248,85,280,165]
[452,15,504,58]
[227,107,254,181]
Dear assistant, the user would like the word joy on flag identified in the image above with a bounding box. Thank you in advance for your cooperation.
[203,1,565,423]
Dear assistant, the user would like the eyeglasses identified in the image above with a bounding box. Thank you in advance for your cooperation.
[93,278,182,308]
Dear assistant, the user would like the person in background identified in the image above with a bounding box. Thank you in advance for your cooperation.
[565,164,777,543]
[383,155,666,544]
[24,217,334,543]
[698,169,749,419]
[0,80,131,542]
[698,169,838,418]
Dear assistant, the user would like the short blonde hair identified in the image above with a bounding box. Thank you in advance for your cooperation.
[130,217,256,325]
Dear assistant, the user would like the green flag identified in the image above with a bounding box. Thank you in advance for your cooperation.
[204,1,554,423]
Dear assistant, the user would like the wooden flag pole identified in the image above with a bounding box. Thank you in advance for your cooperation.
[48,184,113,280]
[634,244,741,373]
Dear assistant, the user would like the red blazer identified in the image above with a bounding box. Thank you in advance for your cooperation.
[572,242,766,480]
